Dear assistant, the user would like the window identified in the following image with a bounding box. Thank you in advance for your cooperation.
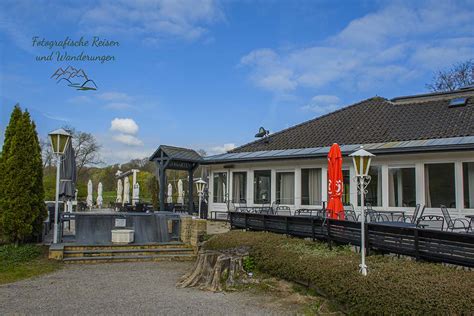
[389,168,416,207]
[301,168,322,205]
[425,163,455,208]
[365,166,382,207]
[276,172,295,204]
[463,162,474,209]
[342,170,351,205]
[213,172,227,203]
[232,172,247,203]
[254,170,271,204]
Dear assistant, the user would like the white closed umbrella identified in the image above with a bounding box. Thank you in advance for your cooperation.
[167,183,173,203]
[123,177,130,204]
[97,182,103,208]
[132,182,140,205]
[116,179,123,203]
[177,179,184,204]
[86,180,93,209]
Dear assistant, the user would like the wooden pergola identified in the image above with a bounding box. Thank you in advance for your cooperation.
[149,145,203,212]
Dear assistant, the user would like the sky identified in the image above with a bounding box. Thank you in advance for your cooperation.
[1,0,473,164]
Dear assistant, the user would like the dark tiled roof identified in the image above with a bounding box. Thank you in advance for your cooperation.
[231,89,474,153]
[149,145,203,162]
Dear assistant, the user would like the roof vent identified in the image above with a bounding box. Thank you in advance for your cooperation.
[448,97,468,108]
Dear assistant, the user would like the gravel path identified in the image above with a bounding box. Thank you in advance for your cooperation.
[0,262,287,315]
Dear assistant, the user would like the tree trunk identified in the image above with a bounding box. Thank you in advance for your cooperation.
[177,249,249,292]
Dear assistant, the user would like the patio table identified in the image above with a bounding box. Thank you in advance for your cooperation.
[370,210,406,222]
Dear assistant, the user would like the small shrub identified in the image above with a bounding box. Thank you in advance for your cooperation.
[204,231,474,315]
[243,256,256,272]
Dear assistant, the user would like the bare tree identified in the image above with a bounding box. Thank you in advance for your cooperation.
[427,60,474,92]
[62,125,103,176]
[197,149,207,157]
[40,138,53,167]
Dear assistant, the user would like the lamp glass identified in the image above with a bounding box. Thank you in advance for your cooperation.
[49,132,70,155]
[352,155,372,177]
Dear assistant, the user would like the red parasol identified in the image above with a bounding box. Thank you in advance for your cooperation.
[327,143,344,220]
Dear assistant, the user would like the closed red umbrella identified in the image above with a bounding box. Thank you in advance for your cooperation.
[327,143,344,220]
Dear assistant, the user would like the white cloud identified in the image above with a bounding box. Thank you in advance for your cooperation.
[301,95,341,115]
[208,143,236,155]
[110,118,139,135]
[240,1,474,94]
[112,133,144,146]
[80,0,224,42]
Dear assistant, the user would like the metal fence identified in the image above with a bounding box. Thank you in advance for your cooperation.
[229,212,474,268]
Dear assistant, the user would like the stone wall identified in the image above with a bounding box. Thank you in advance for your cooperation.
[180,215,207,249]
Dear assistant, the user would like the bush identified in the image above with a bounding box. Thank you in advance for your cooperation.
[205,231,474,315]
[0,244,42,266]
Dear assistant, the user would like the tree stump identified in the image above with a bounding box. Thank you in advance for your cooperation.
[177,248,249,292]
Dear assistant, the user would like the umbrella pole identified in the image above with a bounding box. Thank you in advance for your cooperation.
[359,177,368,276]
[53,154,61,244]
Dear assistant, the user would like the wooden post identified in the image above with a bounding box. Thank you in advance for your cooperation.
[188,168,194,214]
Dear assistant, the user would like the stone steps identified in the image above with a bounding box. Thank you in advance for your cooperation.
[64,247,194,257]
[63,253,195,264]
[61,242,195,263]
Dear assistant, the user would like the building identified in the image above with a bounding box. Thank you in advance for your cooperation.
[202,87,474,218]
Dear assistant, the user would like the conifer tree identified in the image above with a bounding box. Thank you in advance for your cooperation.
[0,105,46,243]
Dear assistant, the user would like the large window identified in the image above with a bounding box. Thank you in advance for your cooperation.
[276,172,295,204]
[389,168,416,207]
[365,166,382,207]
[254,170,271,204]
[463,162,474,209]
[425,163,455,208]
[342,170,351,205]
[213,172,227,203]
[232,172,247,203]
[301,168,322,205]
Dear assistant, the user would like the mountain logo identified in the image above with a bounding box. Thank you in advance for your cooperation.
[51,66,98,91]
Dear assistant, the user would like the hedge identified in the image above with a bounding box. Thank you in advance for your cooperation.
[204,231,474,315]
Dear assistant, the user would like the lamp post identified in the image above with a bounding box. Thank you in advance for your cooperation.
[195,179,207,219]
[349,146,374,276]
[48,128,71,244]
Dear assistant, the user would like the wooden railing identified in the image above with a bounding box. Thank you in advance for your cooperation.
[229,212,474,268]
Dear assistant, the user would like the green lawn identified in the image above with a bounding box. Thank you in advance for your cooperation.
[0,244,62,285]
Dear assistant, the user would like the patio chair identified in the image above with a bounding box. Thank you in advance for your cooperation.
[344,204,359,222]
[440,205,470,233]
[294,209,313,216]
[400,204,424,224]
[275,205,291,216]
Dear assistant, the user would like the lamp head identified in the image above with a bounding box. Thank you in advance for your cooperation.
[349,146,375,177]
[48,128,71,155]
[195,178,207,193]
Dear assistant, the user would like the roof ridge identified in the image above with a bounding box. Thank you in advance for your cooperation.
[229,96,388,153]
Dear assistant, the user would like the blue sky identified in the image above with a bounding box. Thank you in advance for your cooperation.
[1,0,473,163]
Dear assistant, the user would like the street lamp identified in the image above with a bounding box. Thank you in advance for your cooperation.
[349,146,374,276]
[195,179,207,219]
[48,128,71,244]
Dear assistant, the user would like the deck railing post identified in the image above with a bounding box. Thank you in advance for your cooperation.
[245,213,248,230]
[263,214,266,231]
[285,216,289,235]
[414,228,420,261]
[311,217,315,241]
[365,223,370,256]
[327,219,332,250]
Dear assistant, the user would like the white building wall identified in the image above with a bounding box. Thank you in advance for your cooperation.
[207,150,474,218]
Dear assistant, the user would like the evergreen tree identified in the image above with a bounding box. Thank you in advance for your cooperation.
[0,105,46,243]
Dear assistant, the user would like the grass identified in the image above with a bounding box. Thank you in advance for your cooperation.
[205,231,474,315]
[0,244,62,285]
